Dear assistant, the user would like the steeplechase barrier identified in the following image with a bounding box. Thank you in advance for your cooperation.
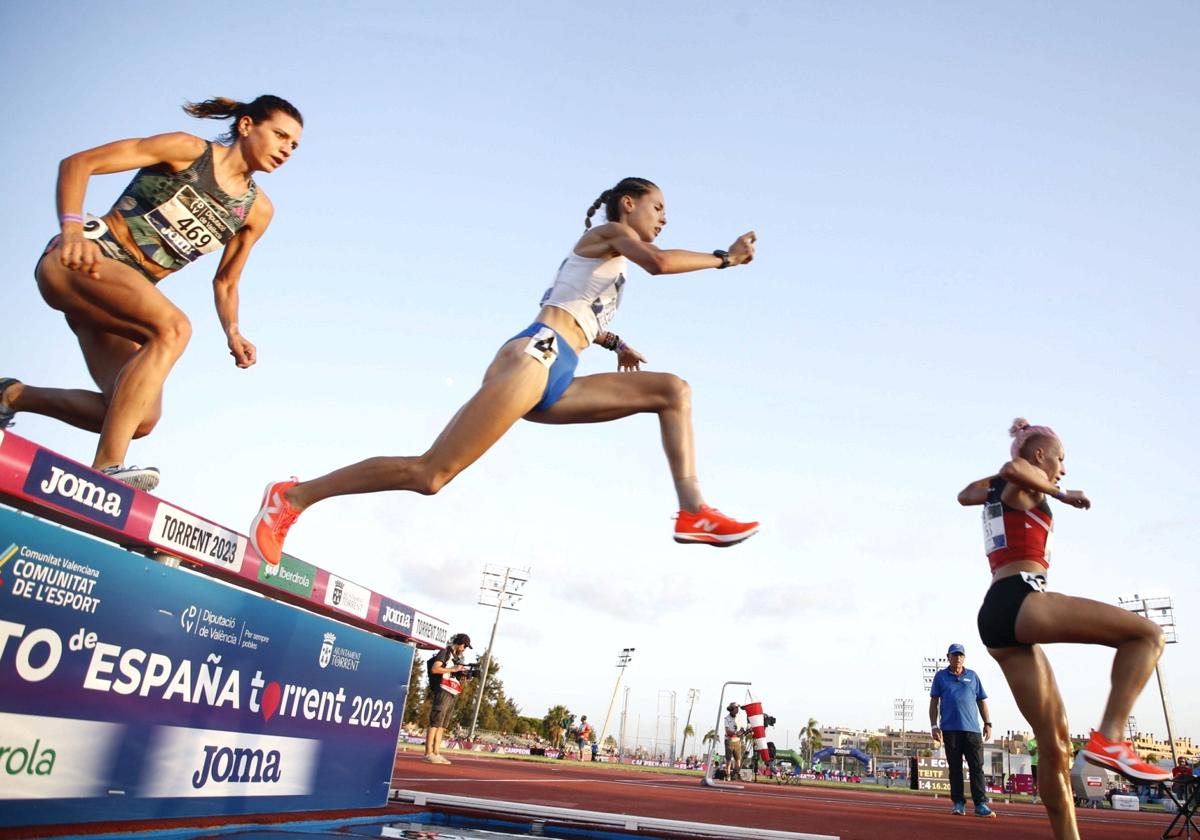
[0,430,445,829]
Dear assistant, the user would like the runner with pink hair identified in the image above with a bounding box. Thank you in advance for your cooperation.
[957,418,1169,840]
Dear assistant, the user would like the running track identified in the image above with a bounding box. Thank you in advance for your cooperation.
[392,751,1174,839]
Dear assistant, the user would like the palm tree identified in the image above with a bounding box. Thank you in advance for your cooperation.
[801,718,821,767]
[702,728,718,752]
[865,735,883,776]
[681,723,696,757]
[543,705,571,749]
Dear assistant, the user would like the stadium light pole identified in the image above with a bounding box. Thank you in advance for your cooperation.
[1119,593,1179,764]
[894,698,913,757]
[681,688,700,759]
[916,653,940,757]
[618,685,631,758]
[921,656,941,694]
[467,564,530,740]
[599,647,635,754]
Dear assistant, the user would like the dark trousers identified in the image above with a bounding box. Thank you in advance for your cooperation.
[943,730,987,805]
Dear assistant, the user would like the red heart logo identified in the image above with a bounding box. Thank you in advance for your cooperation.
[262,681,281,722]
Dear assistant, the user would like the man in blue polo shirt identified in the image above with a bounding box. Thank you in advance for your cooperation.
[929,643,996,818]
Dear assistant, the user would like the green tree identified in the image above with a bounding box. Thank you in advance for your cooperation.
[543,705,572,748]
[865,735,883,775]
[681,723,696,757]
[702,728,718,751]
[402,649,425,725]
[801,718,821,767]
[514,716,541,736]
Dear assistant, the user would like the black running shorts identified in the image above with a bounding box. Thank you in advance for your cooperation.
[977,572,1046,648]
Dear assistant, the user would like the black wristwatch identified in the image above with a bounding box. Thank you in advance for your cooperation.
[713,249,731,269]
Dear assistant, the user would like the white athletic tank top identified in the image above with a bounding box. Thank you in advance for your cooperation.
[540,252,627,343]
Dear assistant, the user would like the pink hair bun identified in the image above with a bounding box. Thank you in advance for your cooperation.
[1009,417,1059,459]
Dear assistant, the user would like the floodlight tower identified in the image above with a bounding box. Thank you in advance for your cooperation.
[894,698,914,756]
[599,647,635,751]
[467,564,530,740]
[1119,593,1179,764]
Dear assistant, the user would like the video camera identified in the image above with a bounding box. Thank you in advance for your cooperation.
[457,660,483,680]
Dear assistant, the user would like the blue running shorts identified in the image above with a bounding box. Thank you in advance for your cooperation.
[507,322,579,412]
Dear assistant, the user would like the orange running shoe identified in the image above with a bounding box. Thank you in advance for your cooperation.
[1082,730,1170,782]
[250,478,301,567]
[673,505,759,547]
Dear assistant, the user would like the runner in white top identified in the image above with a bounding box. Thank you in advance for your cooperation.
[251,177,760,565]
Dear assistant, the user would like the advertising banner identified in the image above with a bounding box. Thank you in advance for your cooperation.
[0,431,448,650]
[0,507,414,827]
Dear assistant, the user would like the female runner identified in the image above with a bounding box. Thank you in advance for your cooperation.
[251,177,759,564]
[0,95,303,490]
[958,418,1169,840]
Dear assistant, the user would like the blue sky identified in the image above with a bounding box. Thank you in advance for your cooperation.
[2,2,1197,752]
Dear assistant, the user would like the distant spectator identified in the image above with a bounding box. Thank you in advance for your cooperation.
[575,715,594,760]
[724,703,745,778]
[1173,757,1193,800]
[1028,736,1039,800]
[930,643,996,818]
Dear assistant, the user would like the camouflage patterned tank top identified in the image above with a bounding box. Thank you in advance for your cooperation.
[100,142,257,282]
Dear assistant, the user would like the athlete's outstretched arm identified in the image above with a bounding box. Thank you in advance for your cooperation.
[55,133,207,279]
[957,476,993,506]
[211,193,274,369]
[585,223,756,275]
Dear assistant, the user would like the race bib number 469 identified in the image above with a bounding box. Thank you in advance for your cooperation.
[144,186,233,262]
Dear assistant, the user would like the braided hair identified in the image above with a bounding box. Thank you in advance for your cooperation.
[584,177,659,229]
[182,95,303,144]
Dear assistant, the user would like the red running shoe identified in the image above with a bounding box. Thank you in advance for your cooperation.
[250,478,301,567]
[674,505,759,547]
[1082,730,1170,782]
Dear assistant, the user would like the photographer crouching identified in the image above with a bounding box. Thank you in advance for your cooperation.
[425,633,477,764]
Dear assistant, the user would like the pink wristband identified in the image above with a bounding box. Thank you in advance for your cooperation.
[59,213,84,225]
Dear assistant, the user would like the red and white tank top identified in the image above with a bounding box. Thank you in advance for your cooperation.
[983,477,1054,572]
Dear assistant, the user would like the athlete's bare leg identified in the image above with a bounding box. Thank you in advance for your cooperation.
[990,644,1077,840]
[286,341,550,509]
[526,371,703,510]
[5,327,165,437]
[34,252,188,468]
[1014,592,1165,740]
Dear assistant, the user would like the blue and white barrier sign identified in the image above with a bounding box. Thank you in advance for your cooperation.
[0,507,414,826]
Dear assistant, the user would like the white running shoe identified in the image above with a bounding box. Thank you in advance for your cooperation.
[100,464,160,492]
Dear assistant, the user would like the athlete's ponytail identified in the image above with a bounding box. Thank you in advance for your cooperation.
[183,95,304,144]
[583,177,658,229]
[1009,417,1059,460]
